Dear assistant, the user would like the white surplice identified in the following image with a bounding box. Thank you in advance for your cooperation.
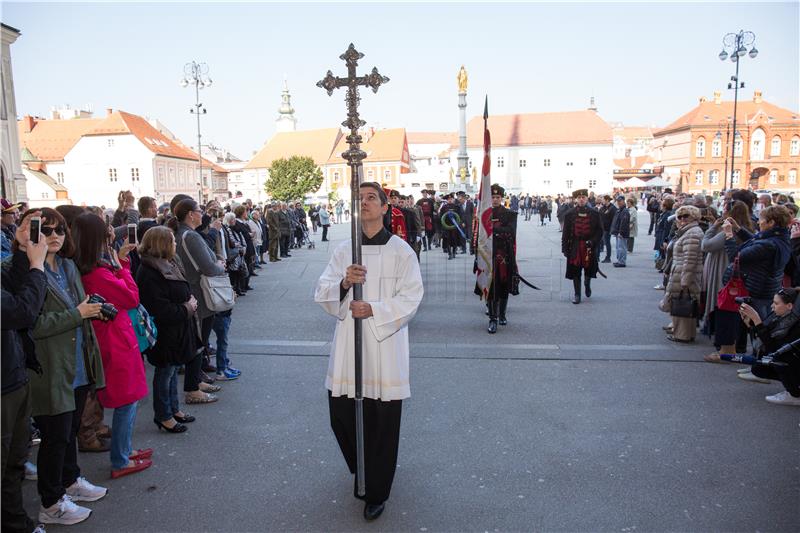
[315,235,423,401]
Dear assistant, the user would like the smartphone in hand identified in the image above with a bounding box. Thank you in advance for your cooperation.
[127,223,137,245]
[30,216,41,244]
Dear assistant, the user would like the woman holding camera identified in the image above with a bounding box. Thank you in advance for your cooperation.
[738,287,800,405]
[663,205,704,343]
[705,205,793,363]
[72,213,150,479]
[10,209,108,525]
[135,226,200,432]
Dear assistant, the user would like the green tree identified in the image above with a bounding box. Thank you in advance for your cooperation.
[265,156,323,201]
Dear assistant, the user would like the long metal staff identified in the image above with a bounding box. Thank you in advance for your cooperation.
[318,44,389,497]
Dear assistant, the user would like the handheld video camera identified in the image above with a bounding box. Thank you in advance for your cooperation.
[87,294,119,321]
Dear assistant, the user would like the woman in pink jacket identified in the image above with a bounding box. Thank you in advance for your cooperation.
[71,213,151,479]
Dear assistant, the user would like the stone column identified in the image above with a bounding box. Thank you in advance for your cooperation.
[457,90,468,188]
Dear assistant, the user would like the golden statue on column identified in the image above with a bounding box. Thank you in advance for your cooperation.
[457,65,468,94]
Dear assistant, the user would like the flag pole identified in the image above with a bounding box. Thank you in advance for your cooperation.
[317,44,389,498]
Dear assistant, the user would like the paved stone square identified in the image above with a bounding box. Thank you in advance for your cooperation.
[23,209,799,532]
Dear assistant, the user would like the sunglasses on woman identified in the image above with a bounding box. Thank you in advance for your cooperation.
[677,214,690,220]
[41,225,66,236]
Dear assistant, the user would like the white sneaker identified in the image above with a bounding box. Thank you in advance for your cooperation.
[737,371,771,384]
[38,495,91,525]
[65,476,107,502]
[25,461,38,480]
[32,525,46,533]
[765,390,800,406]
[736,367,751,374]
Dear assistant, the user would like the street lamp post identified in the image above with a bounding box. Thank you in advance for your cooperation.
[718,30,757,191]
[181,61,212,202]
[716,119,731,189]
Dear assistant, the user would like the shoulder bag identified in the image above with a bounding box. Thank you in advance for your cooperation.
[181,235,235,312]
[128,304,158,352]
[717,254,749,312]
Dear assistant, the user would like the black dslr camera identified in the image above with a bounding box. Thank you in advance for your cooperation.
[734,296,753,305]
[87,294,119,321]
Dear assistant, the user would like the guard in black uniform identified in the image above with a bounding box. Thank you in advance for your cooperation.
[561,189,603,304]
[476,184,518,333]
[439,193,463,260]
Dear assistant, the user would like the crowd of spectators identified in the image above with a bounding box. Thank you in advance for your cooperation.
[650,188,800,408]
[1,190,317,530]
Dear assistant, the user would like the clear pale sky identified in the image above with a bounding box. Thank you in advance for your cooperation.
[4,1,799,158]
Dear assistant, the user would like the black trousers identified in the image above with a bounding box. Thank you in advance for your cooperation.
[648,211,657,234]
[280,235,290,255]
[33,385,89,508]
[1,384,35,533]
[328,392,402,505]
[322,225,329,241]
[184,314,213,391]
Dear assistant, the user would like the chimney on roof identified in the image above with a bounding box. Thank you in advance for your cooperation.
[699,96,708,104]
[588,96,597,112]
[106,108,113,117]
[21,115,36,133]
[713,91,722,105]
[753,90,763,104]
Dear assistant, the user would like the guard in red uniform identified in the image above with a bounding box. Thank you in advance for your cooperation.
[561,189,603,304]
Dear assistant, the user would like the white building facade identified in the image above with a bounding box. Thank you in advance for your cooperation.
[1,23,26,201]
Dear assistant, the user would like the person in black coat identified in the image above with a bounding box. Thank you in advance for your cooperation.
[135,226,200,433]
[609,196,631,267]
[561,189,603,304]
[597,195,617,262]
[1,217,47,533]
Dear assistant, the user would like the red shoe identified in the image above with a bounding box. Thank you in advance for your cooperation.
[129,448,153,460]
[111,458,152,479]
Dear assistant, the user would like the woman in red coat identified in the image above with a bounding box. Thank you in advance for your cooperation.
[71,213,151,479]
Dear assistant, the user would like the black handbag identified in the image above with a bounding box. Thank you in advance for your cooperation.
[670,289,698,318]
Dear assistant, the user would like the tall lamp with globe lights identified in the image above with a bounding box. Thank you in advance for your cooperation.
[718,30,757,191]
[181,62,212,202]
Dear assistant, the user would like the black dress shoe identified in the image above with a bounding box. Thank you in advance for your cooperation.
[601,258,611,263]
[499,317,508,326]
[488,320,498,334]
[154,419,188,433]
[572,293,581,304]
[584,284,592,298]
[250,272,259,277]
[364,502,385,521]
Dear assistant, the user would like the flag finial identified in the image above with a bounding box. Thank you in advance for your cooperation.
[483,95,488,121]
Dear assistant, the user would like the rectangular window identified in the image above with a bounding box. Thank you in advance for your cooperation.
[710,170,719,185]
[770,170,778,184]
[791,138,800,156]
[157,167,165,188]
[789,170,797,184]
[696,139,705,157]
[56,172,65,184]
[497,156,504,168]
[384,169,391,179]
[168,167,175,187]
[589,158,597,166]
[519,159,527,168]
[543,159,550,167]
[588,179,597,189]
[695,170,703,185]
[107,139,115,148]
[734,139,743,157]
[566,179,573,189]
[712,140,722,157]
[732,170,740,185]
[178,167,185,186]
[367,169,374,179]
[333,171,340,182]
[108,168,117,182]
[566,161,573,167]
[131,168,139,182]
[771,137,781,156]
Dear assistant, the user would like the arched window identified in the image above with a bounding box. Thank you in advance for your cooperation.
[769,169,778,184]
[695,170,704,185]
[789,169,797,185]
[695,137,706,157]
[751,128,766,160]
[771,136,782,157]
[732,170,741,185]
[712,138,722,157]
[791,136,800,156]
[709,170,720,185]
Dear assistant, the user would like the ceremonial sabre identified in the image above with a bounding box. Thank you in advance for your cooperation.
[317,44,389,498]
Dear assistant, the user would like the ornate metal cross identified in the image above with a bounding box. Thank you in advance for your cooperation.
[317,43,389,164]
[316,43,388,499]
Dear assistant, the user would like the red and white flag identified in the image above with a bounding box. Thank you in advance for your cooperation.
[474,96,493,300]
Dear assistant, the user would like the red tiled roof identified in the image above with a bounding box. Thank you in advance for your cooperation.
[246,128,343,169]
[466,111,613,147]
[86,111,199,161]
[614,155,654,169]
[327,128,408,164]
[655,98,800,135]
[19,117,104,162]
[614,126,654,143]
